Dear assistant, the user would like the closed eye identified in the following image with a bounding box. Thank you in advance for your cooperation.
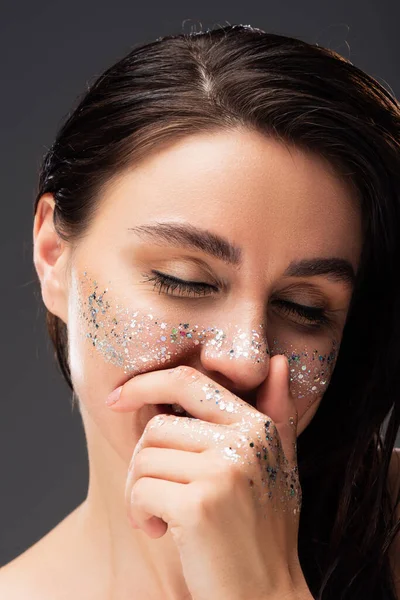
[141,270,218,297]
[270,298,330,327]
[140,270,332,329]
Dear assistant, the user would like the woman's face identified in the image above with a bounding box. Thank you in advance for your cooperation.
[59,130,362,461]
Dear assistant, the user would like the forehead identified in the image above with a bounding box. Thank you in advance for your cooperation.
[97,129,362,270]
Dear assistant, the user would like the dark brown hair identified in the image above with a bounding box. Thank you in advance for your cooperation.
[33,24,400,599]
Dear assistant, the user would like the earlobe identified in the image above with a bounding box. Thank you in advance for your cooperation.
[33,193,69,325]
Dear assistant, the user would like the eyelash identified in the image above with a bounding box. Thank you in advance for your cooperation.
[141,270,331,329]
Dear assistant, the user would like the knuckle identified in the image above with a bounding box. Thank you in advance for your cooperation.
[144,414,166,437]
[129,482,140,506]
[130,477,146,508]
[171,365,200,386]
[212,454,231,477]
[256,416,278,440]
[185,484,213,524]
[207,449,246,487]
[224,460,247,486]
[211,454,237,480]
[215,445,250,486]
[133,448,150,474]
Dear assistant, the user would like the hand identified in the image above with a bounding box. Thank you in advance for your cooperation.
[106,355,311,600]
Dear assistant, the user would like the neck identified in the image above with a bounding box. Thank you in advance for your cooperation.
[78,401,191,600]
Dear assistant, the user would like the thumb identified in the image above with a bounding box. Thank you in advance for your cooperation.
[256,354,298,465]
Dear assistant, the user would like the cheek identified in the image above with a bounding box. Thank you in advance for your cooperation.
[67,269,148,462]
[67,272,116,406]
[269,336,339,432]
[67,268,219,459]
[68,269,198,392]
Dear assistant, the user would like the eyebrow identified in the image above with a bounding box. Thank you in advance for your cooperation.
[127,221,356,288]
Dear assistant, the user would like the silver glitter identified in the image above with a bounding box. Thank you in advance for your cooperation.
[77,271,338,408]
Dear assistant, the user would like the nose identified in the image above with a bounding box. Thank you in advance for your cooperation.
[198,317,270,397]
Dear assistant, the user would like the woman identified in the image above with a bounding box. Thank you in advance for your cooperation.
[0,23,399,599]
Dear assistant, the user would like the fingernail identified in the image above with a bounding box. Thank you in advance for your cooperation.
[106,385,122,406]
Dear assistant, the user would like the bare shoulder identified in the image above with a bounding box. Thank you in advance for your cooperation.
[0,542,47,600]
[388,447,400,593]
[0,503,96,600]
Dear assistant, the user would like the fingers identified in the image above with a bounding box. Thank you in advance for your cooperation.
[129,412,230,456]
[124,419,227,534]
[106,365,253,426]
[256,354,298,464]
[126,477,180,539]
[127,446,208,490]
[125,446,214,539]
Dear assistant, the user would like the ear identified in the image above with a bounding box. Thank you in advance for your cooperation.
[33,193,70,325]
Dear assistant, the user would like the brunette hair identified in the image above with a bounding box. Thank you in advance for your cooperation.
[33,24,400,599]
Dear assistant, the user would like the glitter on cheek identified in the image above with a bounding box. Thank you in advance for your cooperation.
[76,271,339,413]
[270,337,339,411]
[76,271,271,378]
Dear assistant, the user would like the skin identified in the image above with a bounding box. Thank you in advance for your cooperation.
[2,129,363,599]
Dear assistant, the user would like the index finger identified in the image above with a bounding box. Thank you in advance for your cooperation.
[106,365,259,427]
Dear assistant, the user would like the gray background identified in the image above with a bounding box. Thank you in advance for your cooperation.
[1,0,399,567]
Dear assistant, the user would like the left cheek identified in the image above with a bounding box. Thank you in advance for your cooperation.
[269,335,338,433]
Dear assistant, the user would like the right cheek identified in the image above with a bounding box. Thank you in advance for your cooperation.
[67,326,107,401]
[77,372,140,464]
